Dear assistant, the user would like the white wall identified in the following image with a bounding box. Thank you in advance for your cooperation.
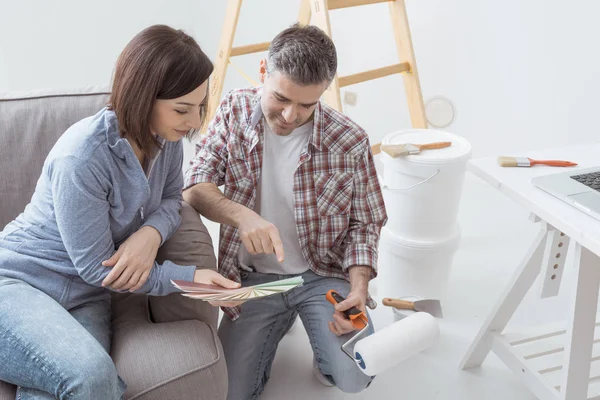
[0,0,205,90]
[198,0,600,157]
[0,0,206,165]
[2,0,599,159]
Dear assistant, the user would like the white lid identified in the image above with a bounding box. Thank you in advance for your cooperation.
[381,129,472,165]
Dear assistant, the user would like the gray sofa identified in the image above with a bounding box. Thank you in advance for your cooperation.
[0,88,227,399]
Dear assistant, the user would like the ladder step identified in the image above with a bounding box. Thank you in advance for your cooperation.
[338,62,410,87]
[328,0,391,10]
[230,41,270,57]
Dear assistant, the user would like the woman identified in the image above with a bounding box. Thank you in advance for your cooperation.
[0,25,238,399]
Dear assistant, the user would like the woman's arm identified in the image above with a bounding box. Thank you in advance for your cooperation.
[50,155,195,296]
[101,140,187,291]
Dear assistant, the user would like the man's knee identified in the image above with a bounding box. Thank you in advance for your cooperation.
[330,363,374,393]
[319,348,374,394]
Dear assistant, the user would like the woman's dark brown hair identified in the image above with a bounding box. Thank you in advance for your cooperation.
[109,25,213,159]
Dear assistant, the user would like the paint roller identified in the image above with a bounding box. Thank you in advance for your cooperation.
[326,290,440,376]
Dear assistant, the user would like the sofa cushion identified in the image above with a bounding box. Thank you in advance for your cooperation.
[111,293,227,400]
[150,201,218,328]
[0,380,15,400]
[0,87,110,229]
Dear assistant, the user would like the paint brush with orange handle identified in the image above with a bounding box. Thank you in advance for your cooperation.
[497,156,578,168]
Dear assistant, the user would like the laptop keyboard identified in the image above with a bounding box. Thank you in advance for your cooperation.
[571,171,600,191]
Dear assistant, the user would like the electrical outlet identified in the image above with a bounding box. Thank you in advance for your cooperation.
[343,91,357,106]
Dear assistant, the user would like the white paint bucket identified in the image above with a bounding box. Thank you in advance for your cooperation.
[379,129,471,242]
[376,226,461,303]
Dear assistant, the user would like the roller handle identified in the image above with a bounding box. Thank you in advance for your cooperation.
[326,290,362,318]
[382,298,416,310]
[326,290,368,330]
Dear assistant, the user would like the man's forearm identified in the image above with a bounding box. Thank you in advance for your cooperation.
[348,265,371,292]
[183,183,250,228]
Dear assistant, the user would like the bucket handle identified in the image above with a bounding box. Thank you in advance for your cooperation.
[378,169,441,192]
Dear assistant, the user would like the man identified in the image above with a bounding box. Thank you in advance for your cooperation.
[183,24,387,399]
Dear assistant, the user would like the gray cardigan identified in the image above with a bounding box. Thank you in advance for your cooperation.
[0,108,195,310]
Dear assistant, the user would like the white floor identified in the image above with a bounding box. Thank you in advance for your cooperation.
[204,171,587,400]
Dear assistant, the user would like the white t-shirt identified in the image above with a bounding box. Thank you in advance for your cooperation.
[238,120,313,274]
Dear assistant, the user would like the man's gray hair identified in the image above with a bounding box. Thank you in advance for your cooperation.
[266,24,337,86]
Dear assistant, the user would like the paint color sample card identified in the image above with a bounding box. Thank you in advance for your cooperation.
[171,276,303,303]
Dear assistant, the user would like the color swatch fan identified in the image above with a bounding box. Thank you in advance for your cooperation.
[171,276,303,303]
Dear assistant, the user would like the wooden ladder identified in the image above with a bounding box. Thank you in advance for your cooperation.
[207,0,427,132]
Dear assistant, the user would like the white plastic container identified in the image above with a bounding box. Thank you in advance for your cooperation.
[376,226,461,303]
[379,129,471,242]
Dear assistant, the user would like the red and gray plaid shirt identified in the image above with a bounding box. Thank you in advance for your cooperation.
[184,87,387,320]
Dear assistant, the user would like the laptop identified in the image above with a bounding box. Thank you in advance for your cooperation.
[532,166,600,221]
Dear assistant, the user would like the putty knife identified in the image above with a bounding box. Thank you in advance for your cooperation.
[382,298,443,318]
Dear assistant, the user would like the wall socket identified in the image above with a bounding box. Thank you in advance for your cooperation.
[343,91,357,106]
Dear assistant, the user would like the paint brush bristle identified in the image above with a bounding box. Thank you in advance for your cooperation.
[497,156,531,167]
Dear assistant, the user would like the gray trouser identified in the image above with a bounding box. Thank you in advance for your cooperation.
[219,269,374,400]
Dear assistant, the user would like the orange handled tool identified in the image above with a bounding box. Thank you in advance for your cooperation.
[326,290,368,330]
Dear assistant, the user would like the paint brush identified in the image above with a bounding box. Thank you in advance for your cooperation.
[497,156,577,168]
[372,141,452,158]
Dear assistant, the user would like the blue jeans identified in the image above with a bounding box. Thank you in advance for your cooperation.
[0,277,126,399]
[219,269,375,400]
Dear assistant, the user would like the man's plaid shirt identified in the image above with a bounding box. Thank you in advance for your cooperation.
[184,87,387,320]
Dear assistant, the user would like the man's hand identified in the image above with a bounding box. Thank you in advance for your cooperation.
[328,266,372,336]
[237,208,285,262]
[328,290,367,336]
[183,184,284,263]
[101,226,162,291]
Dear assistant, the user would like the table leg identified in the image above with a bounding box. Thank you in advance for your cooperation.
[461,226,549,369]
[540,228,570,299]
[561,244,600,400]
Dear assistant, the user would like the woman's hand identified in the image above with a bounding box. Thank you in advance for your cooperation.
[193,269,241,287]
[101,226,162,291]
[193,270,245,307]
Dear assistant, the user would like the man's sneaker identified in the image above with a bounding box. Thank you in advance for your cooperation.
[313,358,334,387]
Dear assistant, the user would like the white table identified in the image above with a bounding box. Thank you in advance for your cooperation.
[461,143,600,400]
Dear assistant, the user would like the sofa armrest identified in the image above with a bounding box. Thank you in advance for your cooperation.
[150,201,219,328]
